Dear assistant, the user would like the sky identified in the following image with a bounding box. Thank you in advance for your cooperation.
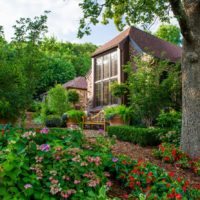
[0,0,162,45]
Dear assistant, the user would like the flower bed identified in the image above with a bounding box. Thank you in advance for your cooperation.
[106,156,200,199]
[0,128,199,199]
[153,143,200,176]
[0,128,113,199]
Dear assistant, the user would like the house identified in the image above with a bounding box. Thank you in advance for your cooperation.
[87,26,182,111]
[63,76,87,109]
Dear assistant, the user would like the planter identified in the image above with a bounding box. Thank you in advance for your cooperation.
[66,118,78,128]
[0,118,8,124]
[109,115,126,126]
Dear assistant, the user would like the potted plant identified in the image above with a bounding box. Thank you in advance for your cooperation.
[65,109,85,127]
[104,105,132,126]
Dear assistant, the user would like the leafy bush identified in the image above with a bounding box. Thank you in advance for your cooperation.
[104,105,132,124]
[124,57,181,127]
[66,110,85,123]
[47,84,70,115]
[156,109,181,129]
[107,126,166,146]
[156,109,181,146]
[109,82,128,98]
[67,90,79,106]
[45,115,62,127]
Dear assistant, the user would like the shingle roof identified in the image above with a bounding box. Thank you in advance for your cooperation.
[63,76,87,90]
[92,26,182,62]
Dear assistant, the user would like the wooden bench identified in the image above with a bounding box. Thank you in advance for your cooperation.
[82,110,107,130]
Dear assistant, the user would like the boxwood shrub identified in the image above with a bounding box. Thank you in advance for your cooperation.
[107,126,167,146]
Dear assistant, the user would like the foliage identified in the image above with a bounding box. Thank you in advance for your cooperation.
[107,126,166,146]
[0,128,113,199]
[104,105,132,123]
[124,56,181,127]
[47,84,70,116]
[109,82,128,98]
[41,38,97,77]
[45,115,62,128]
[156,109,181,129]
[106,156,200,199]
[156,109,181,146]
[67,90,80,106]
[78,0,171,38]
[66,110,85,123]
[0,13,49,122]
[155,24,182,45]
[153,143,200,175]
[37,56,76,95]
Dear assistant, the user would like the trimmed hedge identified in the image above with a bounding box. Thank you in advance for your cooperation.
[107,126,167,146]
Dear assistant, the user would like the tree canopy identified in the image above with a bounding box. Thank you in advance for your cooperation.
[155,24,181,46]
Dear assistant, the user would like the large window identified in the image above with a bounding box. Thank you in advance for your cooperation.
[94,50,119,107]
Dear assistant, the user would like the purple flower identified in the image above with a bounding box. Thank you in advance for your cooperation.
[40,144,50,152]
[112,157,118,162]
[40,127,49,134]
[24,184,32,189]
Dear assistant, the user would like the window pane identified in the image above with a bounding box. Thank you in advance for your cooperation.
[95,58,102,81]
[111,51,118,77]
[103,81,109,105]
[103,54,109,79]
[94,83,101,107]
[110,79,118,104]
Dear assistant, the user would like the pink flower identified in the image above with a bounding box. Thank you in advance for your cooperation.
[40,127,49,134]
[74,180,81,184]
[112,157,118,162]
[24,184,32,189]
[106,181,112,187]
[40,144,50,152]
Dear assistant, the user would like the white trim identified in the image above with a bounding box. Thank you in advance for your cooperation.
[117,47,121,83]
[91,58,94,105]
[94,76,118,84]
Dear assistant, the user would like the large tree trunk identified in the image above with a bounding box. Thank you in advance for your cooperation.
[180,4,200,158]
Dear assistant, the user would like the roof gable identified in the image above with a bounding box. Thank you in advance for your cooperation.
[92,26,182,62]
[63,77,87,90]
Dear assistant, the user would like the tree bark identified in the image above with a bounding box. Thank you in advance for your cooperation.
[180,2,200,158]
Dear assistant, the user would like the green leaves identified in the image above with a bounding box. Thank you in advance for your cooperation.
[78,0,171,38]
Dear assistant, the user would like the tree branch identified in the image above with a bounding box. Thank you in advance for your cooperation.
[169,0,193,42]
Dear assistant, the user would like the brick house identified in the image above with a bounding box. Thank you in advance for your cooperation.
[63,76,87,109]
[87,26,182,111]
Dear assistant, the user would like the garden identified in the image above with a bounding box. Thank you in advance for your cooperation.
[0,127,199,199]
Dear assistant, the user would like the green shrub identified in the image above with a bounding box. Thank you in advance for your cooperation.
[107,126,166,146]
[104,105,132,123]
[66,109,85,123]
[45,115,62,127]
[110,82,128,98]
[47,84,70,115]
[67,90,79,106]
[156,109,181,146]
[156,109,181,129]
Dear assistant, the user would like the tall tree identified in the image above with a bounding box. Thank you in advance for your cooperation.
[155,24,181,45]
[78,0,200,158]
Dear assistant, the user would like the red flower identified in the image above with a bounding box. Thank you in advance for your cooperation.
[122,194,129,199]
[136,181,141,186]
[148,172,153,176]
[129,176,134,181]
[175,194,182,199]
[164,156,170,161]
[177,177,181,182]
[168,171,175,177]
